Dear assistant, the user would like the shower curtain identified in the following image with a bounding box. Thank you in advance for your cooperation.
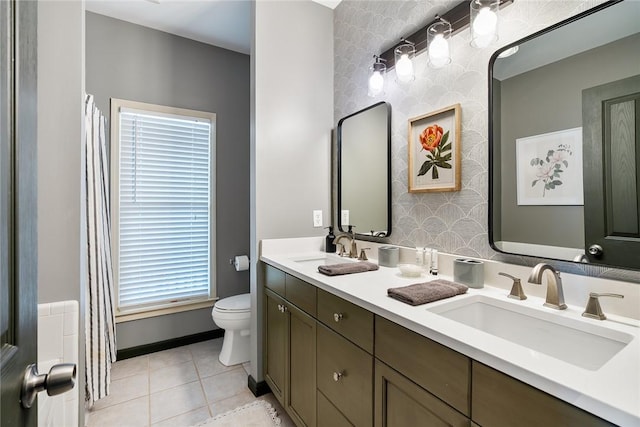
[84,94,117,405]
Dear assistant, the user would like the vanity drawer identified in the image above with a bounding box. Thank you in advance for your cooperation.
[317,288,374,353]
[375,316,471,416]
[317,324,373,426]
[472,361,614,427]
[264,264,286,296]
[286,274,316,316]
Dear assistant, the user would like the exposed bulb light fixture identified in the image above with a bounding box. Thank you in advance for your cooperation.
[427,16,452,69]
[470,0,499,48]
[368,55,386,97]
[394,39,415,83]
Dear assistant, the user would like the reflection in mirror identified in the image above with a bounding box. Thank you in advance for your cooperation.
[489,0,640,270]
[338,102,391,238]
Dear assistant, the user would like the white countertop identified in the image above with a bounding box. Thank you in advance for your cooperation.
[260,237,640,426]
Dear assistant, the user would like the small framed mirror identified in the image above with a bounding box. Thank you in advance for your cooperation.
[337,102,391,238]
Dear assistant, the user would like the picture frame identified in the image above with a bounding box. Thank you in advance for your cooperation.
[516,127,583,205]
[408,104,461,193]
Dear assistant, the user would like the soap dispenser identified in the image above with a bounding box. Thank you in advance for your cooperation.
[325,226,336,253]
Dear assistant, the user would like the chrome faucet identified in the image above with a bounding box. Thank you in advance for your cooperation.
[333,233,357,258]
[527,263,567,310]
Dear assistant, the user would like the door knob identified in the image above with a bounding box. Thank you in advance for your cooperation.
[21,363,76,408]
[588,244,604,257]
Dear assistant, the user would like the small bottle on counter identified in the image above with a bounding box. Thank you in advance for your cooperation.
[325,226,336,253]
[424,248,432,272]
[430,249,439,275]
[415,247,424,267]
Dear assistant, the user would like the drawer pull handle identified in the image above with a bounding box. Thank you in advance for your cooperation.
[333,313,343,322]
[333,371,344,382]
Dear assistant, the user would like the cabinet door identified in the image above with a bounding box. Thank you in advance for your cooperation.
[375,360,470,427]
[287,304,317,427]
[264,290,287,404]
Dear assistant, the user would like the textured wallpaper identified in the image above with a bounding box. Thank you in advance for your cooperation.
[333,0,640,281]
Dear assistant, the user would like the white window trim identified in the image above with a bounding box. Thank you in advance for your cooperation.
[110,98,216,321]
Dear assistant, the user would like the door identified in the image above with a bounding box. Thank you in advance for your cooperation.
[1,0,38,425]
[583,75,640,268]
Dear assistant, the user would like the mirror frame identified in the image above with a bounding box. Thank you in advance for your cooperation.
[337,101,392,238]
[487,0,629,266]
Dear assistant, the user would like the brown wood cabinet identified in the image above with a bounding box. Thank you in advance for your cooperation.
[262,263,616,427]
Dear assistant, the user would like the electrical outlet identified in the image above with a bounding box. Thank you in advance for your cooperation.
[313,210,323,227]
[341,210,350,226]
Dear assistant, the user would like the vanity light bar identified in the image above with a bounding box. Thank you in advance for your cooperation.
[378,0,513,70]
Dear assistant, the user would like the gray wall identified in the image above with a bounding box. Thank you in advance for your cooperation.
[37,1,85,422]
[498,33,640,248]
[250,0,334,382]
[86,12,250,349]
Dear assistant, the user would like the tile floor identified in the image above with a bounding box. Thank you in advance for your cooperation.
[87,338,295,427]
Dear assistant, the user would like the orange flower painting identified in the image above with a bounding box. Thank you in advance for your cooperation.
[417,123,451,180]
[420,124,444,152]
[408,104,461,193]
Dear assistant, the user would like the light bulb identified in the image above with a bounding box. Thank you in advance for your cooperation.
[368,71,384,97]
[472,7,497,48]
[428,34,451,68]
[395,54,414,83]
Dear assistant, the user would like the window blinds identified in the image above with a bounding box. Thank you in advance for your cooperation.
[117,109,211,308]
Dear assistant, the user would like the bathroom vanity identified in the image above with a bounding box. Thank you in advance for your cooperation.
[260,237,639,427]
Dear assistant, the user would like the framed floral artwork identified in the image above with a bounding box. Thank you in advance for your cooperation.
[408,104,461,192]
[516,127,583,205]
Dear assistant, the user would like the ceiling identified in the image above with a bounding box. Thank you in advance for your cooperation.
[85,0,341,55]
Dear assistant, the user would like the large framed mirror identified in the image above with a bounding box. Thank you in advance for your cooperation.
[489,0,640,270]
[337,102,391,238]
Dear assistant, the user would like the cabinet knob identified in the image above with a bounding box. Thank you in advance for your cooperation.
[588,244,604,257]
[277,304,287,313]
[332,371,344,382]
[333,313,343,322]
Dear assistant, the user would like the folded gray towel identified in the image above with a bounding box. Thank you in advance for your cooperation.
[318,261,379,276]
[387,279,468,306]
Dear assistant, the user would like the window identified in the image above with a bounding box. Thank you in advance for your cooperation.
[110,99,216,318]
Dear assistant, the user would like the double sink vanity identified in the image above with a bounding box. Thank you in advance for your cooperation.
[260,237,639,427]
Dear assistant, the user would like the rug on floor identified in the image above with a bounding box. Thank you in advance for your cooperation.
[193,400,281,427]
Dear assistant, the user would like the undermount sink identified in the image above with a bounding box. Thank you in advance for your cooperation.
[427,295,634,371]
[290,253,357,267]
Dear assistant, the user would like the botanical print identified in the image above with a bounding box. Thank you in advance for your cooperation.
[529,143,573,197]
[516,127,583,206]
[418,124,452,180]
[408,104,461,193]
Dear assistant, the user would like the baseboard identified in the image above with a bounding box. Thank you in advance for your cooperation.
[117,329,224,360]
[248,375,271,397]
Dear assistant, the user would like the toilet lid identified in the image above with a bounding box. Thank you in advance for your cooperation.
[215,293,250,312]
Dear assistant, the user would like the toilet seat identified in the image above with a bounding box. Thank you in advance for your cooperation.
[214,293,250,313]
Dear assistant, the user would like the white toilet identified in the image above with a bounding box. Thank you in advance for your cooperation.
[211,293,251,366]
